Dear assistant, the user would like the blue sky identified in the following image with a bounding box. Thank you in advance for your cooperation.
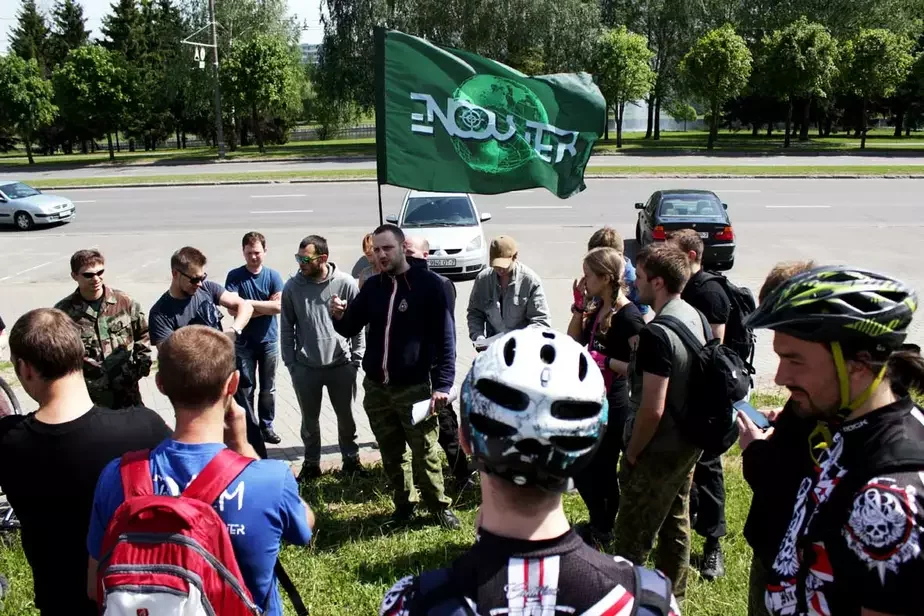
[0,0,323,52]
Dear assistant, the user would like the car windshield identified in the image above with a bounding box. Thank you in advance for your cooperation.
[659,196,722,218]
[402,196,477,227]
[0,182,41,200]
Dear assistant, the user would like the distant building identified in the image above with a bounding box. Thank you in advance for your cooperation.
[300,43,319,65]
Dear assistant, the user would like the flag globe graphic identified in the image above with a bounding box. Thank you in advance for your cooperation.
[450,75,549,174]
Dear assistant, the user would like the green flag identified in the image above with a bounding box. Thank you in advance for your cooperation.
[375,28,606,199]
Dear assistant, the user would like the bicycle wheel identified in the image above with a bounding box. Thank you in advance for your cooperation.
[0,375,21,417]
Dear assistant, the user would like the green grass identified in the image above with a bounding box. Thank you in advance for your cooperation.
[0,451,754,615]
[3,128,923,168]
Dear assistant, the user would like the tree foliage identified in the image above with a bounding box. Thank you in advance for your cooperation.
[10,0,51,76]
[594,26,656,147]
[0,55,57,164]
[680,24,753,149]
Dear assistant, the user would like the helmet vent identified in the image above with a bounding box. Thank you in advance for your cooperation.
[475,378,530,411]
[550,436,597,452]
[469,413,518,438]
[542,331,556,339]
[540,344,556,364]
[551,400,602,420]
[503,338,517,366]
[578,353,588,381]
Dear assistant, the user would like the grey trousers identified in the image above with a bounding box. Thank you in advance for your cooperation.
[290,362,360,467]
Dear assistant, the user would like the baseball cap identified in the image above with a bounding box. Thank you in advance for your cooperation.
[490,236,518,269]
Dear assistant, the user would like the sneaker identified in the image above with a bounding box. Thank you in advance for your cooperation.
[391,503,416,524]
[262,427,282,445]
[437,509,461,530]
[700,542,726,581]
[341,457,368,476]
[297,464,321,484]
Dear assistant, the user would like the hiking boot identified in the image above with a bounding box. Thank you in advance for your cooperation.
[297,464,321,484]
[391,503,416,524]
[700,542,726,581]
[262,427,282,445]
[437,509,461,531]
[341,457,368,477]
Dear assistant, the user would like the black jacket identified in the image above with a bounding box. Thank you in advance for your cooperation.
[332,263,456,392]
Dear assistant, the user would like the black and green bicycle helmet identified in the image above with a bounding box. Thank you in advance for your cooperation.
[746,266,918,415]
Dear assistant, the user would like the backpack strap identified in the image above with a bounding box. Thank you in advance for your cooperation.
[119,449,154,498]
[182,448,254,505]
[654,313,711,352]
[631,566,672,616]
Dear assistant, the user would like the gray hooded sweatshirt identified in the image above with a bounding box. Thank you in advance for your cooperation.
[280,262,365,369]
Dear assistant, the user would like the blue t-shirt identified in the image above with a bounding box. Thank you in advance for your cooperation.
[224,266,284,345]
[623,257,650,315]
[87,440,312,615]
[149,280,226,345]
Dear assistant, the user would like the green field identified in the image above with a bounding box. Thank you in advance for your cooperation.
[2,128,922,168]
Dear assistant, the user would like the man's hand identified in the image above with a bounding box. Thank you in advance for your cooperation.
[330,294,347,320]
[226,330,238,344]
[224,399,249,448]
[736,411,774,452]
[431,391,450,414]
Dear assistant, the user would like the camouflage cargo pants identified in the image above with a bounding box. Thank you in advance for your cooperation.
[613,441,701,601]
[362,378,451,511]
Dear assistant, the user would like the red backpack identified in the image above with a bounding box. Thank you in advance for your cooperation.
[96,448,263,616]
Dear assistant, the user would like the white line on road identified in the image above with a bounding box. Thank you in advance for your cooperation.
[505,206,573,210]
[766,205,832,209]
[249,194,307,199]
[249,209,315,214]
[0,261,53,282]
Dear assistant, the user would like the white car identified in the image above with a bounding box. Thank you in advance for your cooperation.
[387,191,492,277]
[0,180,76,230]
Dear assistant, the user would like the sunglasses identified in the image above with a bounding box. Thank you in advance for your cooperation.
[80,269,105,279]
[177,269,208,285]
[295,254,324,265]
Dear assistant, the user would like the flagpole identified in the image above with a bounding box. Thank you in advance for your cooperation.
[374,27,386,227]
[377,183,384,226]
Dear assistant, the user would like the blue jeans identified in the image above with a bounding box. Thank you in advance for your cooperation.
[237,340,279,431]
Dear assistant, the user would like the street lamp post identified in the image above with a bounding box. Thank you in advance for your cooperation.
[208,0,226,158]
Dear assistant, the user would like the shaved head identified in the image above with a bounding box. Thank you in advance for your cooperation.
[404,236,430,259]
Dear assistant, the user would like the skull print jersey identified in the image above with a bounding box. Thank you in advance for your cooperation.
[379,528,681,616]
[766,396,924,616]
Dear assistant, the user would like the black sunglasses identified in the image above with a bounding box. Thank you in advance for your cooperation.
[80,269,105,279]
[177,269,208,285]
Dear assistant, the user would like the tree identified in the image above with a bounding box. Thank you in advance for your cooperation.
[223,34,302,152]
[10,0,51,76]
[53,45,130,160]
[761,17,839,147]
[841,29,914,149]
[48,0,91,68]
[101,0,144,62]
[679,24,752,150]
[738,0,924,41]
[0,56,58,164]
[594,26,656,147]
[666,100,697,130]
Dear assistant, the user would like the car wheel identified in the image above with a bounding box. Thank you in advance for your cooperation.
[14,211,34,231]
[635,219,641,243]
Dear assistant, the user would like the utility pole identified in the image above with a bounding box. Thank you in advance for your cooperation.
[208,0,226,158]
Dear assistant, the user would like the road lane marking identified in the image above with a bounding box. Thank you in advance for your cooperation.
[249,209,314,214]
[249,194,307,199]
[0,261,54,282]
[765,205,832,209]
[505,206,573,210]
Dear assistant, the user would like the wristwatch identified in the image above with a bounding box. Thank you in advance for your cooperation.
[231,326,243,336]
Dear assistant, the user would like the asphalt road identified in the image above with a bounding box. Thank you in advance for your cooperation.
[3,153,924,180]
[3,177,923,390]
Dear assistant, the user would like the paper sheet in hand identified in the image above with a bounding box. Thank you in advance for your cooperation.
[474,333,505,351]
[410,387,458,426]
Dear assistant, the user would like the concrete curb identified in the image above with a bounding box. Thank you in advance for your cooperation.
[39,172,924,190]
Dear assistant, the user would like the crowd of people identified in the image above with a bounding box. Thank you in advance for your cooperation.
[0,221,923,616]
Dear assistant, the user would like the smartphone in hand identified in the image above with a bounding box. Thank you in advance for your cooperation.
[734,399,771,430]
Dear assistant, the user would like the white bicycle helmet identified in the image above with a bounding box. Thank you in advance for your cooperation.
[460,327,608,492]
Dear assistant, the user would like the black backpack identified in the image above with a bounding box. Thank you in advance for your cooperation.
[654,312,750,454]
[695,271,757,372]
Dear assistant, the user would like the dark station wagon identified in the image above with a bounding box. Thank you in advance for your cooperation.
[634,189,736,271]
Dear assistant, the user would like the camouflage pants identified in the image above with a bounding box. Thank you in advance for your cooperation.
[362,378,451,511]
[613,441,701,601]
[89,381,143,410]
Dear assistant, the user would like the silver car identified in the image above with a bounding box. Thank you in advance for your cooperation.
[0,180,76,230]
[387,191,492,277]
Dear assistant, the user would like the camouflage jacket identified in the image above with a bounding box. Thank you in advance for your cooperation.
[54,286,153,404]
